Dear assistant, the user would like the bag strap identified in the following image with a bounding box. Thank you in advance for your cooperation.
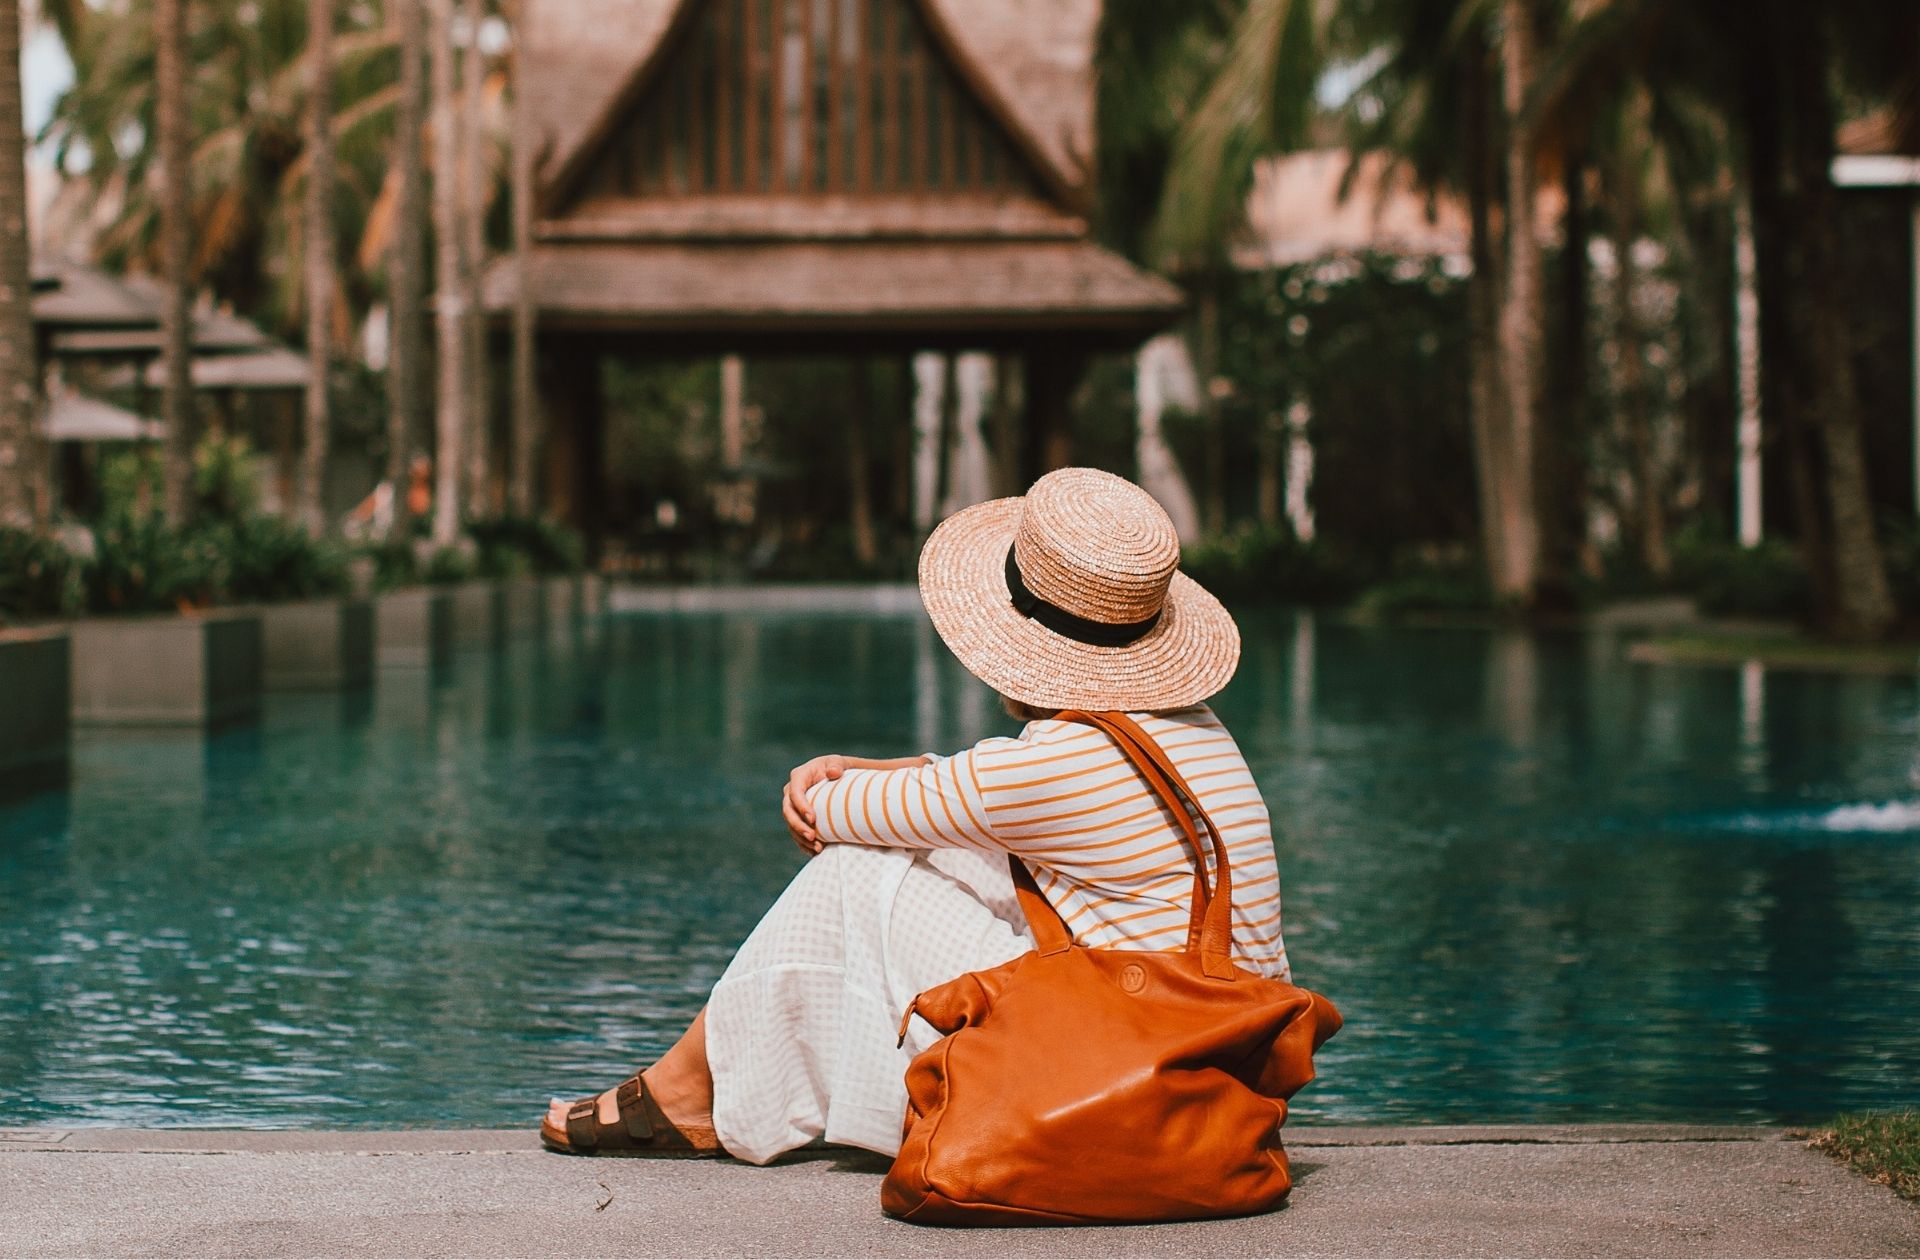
[1006,711,1239,981]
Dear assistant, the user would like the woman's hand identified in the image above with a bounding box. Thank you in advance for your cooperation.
[783,755,849,855]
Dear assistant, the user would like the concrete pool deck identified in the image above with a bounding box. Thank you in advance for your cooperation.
[3,1125,1917,1257]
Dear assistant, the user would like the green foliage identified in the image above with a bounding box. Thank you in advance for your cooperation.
[1669,528,1812,620]
[193,432,262,522]
[0,529,84,621]
[1815,1112,1920,1201]
[1206,255,1476,562]
[43,0,435,337]
[466,515,586,577]
[1353,558,1494,621]
[1181,523,1361,606]
[99,446,164,522]
[85,513,226,615]
[359,538,421,593]
[199,515,350,603]
[1875,516,1920,619]
[424,545,476,586]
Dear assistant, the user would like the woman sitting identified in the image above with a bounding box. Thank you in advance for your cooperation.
[541,467,1289,1162]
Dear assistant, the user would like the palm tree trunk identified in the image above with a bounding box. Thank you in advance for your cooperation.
[1495,0,1543,602]
[1743,3,1894,638]
[0,0,43,527]
[1552,139,1591,579]
[1464,38,1509,590]
[155,0,195,526]
[387,0,428,535]
[1779,8,1893,639]
[429,0,464,544]
[461,0,489,519]
[509,0,538,517]
[300,0,336,535]
[1609,117,1668,580]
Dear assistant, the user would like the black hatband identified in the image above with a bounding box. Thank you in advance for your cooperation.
[1004,545,1162,647]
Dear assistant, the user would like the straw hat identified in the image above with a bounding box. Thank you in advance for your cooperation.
[918,468,1240,712]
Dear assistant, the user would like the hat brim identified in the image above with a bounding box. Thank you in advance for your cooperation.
[917,496,1241,712]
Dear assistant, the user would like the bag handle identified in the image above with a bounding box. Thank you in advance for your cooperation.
[1007,711,1238,981]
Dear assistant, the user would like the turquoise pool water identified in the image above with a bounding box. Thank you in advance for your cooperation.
[3,609,1918,1129]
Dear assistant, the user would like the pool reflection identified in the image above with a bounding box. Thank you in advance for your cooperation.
[2,609,1917,1128]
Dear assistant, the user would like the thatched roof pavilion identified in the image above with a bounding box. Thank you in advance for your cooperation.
[490,0,1182,534]
[496,0,1178,347]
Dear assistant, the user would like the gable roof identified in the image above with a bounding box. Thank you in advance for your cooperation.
[523,0,1100,213]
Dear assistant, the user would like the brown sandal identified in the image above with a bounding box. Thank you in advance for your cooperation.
[539,1073,724,1158]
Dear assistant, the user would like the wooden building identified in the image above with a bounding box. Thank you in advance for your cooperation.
[490,0,1183,537]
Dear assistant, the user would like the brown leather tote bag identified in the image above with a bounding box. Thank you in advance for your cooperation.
[881,711,1342,1227]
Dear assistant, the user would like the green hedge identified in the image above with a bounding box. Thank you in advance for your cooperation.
[1179,524,1362,606]
[466,514,587,577]
[0,528,84,621]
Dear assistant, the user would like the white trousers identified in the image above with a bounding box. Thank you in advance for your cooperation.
[705,845,1033,1164]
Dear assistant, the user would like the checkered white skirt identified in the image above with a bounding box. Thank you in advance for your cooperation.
[704,844,1033,1164]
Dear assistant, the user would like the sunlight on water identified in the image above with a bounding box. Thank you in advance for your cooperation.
[2,610,1918,1128]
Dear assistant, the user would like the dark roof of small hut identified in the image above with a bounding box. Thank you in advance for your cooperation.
[485,239,1183,339]
[502,0,1179,343]
[527,0,1101,208]
[30,259,156,330]
[98,344,309,393]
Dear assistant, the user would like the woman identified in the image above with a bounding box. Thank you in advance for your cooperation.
[541,467,1289,1162]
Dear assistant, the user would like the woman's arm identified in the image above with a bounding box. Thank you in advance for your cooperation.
[782,746,1006,856]
[781,754,935,853]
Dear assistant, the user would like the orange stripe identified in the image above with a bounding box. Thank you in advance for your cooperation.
[980,755,1128,793]
[1067,868,1195,916]
[1054,828,1187,867]
[953,754,997,846]
[1235,904,1284,933]
[986,776,1136,813]
[1181,766,1252,788]
[876,770,907,846]
[897,772,937,848]
[858,770,880,843]
[993,787,1154,831]
[1002,803,1165,844]
[928,758,971,846]
[981,733,1110,771]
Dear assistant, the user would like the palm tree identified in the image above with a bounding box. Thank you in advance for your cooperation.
[1491,0,1545,602]
[460,0,489,519]
[0,0,42,527]
[429,0,464,543]
[508,0,537,516]
[300,0,337,535]
[1535,0,1898,637]
[387,0,429,534]
[43,2,498,346]
[1151,0,1323,538]
[154,0,194,526]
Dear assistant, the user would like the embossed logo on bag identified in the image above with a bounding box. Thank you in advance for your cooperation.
[1119,963,1148,994]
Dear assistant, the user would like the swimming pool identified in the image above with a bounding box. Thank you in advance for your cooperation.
[3,609,1918,1129]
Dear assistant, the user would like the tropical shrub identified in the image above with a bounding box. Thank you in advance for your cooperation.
[1353,557,1494,620]
[466,514,587,576]
[85,513,225,614]
[201,515,350,603]
[424,544,477,585]
[359,538,421,592]
[1670,527,1811,620]
[0,528,84,621]
[1180,524,1362,606]
[194,433,262,522]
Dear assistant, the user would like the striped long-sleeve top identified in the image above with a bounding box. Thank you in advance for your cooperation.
[806,706,1288,980]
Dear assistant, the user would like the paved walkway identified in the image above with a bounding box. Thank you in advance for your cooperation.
[4,1125,1916,1257]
